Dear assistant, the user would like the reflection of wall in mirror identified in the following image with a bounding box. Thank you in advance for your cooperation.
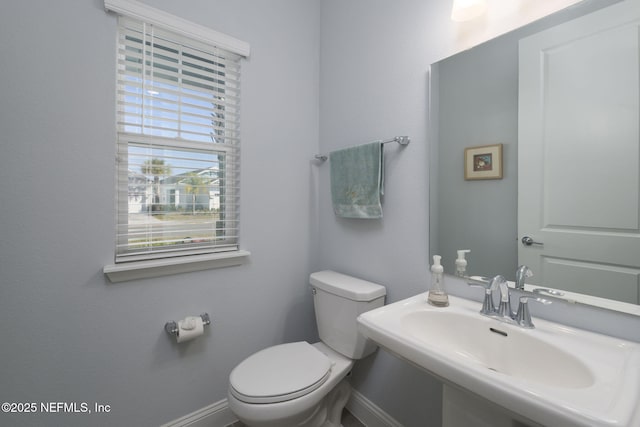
[430,0,620,281]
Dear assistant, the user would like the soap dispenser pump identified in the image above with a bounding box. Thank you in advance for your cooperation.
[455,250,470,277]
[428,255,449,307]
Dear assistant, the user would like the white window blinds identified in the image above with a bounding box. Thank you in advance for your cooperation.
[115,16,241,263]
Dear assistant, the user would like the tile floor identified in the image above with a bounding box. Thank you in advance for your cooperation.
[226,409,366,427]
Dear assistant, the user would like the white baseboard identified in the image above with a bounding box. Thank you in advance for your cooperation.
[346,389,404,427]
[160,398,236,427]
[161,389,403,427]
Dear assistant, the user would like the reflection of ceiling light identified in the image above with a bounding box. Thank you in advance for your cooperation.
[451,0,487,22]
[147,90,160,96]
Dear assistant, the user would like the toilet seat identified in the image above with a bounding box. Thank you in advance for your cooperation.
[229,341,333,404]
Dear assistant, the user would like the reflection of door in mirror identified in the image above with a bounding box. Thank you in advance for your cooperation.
[518,1,640,304]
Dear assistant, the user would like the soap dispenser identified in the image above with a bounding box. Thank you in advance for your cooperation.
[455,250,470,277]
[428,255,449,307]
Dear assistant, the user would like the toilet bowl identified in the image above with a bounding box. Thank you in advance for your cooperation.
[228,342,353,427]
[227,271,386,427]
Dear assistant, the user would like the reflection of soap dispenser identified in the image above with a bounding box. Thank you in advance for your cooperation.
[428,255,449,307]
[455,250,470,277]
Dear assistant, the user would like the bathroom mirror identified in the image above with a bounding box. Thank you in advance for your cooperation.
[428,0,640,314]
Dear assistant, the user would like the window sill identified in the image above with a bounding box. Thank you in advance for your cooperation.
[103,250,251,283]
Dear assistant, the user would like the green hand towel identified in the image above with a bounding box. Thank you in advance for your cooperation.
[330,142,384,219]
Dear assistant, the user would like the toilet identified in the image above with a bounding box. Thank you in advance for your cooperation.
[227,270,386,427]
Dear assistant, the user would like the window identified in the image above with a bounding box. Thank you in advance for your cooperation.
[114,15,243,264]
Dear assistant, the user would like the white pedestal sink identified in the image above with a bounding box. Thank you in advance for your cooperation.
[357,293,640,427]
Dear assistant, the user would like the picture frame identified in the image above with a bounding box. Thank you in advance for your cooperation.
[464,143,503,180]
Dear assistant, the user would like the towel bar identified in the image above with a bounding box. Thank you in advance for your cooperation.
[314,135,410,162]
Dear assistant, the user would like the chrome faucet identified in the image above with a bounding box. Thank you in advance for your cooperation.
[467,275,515,323]
[467,268,552,328]
[468,275,513,320]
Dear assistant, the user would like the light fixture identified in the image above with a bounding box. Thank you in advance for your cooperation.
[451,0,487,22]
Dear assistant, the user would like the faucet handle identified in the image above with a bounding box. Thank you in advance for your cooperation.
[466,276,495,315]
[515,295,552,328]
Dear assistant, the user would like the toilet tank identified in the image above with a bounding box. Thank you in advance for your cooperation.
[310,270,386,359]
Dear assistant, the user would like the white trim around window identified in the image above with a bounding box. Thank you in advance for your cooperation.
[104,250,250,283]
[103,0,250,283]
[104,0,250,57]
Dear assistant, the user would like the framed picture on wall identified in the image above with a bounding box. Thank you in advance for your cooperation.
[464,144,503,180]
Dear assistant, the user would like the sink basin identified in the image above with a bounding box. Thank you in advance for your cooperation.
[358,294,640,427]
[402,310,594,389]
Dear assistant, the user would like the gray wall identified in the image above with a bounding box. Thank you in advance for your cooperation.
[433,39,520,279]
[0,1,320,426]
[318,1,443,426]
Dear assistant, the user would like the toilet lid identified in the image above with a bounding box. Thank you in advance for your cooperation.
[229,342,332,404]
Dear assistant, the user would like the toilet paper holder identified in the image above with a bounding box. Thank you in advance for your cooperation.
[165,313,211,336]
